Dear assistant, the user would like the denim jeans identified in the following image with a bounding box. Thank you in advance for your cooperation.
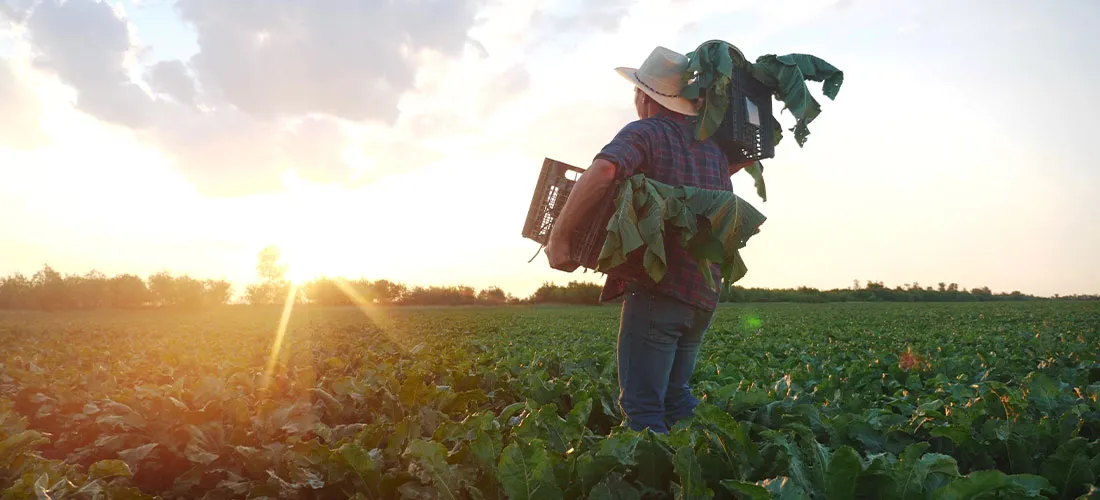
[616,284,714,434]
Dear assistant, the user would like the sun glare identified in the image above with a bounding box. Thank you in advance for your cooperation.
[276,242,324,284]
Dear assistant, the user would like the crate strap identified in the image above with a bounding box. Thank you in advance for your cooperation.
[527,244,545,264]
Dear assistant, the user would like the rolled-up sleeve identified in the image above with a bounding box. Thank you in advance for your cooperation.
[594,120,652,180]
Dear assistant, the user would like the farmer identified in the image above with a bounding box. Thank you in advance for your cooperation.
[547,46,751,433]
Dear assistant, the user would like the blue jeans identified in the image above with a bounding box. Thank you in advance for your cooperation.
[616,284,714,433]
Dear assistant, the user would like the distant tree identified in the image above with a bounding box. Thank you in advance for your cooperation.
[529,281,602,305]
[31,264,67,310]
[302,278,349,306]
[247,245,293,305]
[256,245,287,282]
[148,271,175,307]
[372,280,406,304]
[147,272,209,308]
[478,287,507,304]
[399,285,480,306]
[0,273,32,309]
[202,279,232,306]
[70,270,109,309]
[110,274,151,308]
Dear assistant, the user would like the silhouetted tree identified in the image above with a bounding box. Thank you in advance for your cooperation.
[246,245,293,305]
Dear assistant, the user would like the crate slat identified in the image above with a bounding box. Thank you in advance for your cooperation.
[521,158,615,271]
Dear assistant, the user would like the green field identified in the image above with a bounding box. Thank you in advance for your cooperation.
[2,301,1100,499]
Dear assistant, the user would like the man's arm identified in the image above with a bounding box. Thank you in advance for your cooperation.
[546,158,617,270]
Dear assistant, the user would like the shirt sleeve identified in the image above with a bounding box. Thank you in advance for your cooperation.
[594,120,652,180]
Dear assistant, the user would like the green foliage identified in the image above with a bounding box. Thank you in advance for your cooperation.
[720,280,1062,303]
[680,40,843,202]
[743,161,767,202]
[0,264,229,311]
[750,54,844,147]
[1,301,1099,498]
[681,40,750,142]
[597,174,766,292]
[529,281,603,305]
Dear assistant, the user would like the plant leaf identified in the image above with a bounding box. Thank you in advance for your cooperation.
[497,439,563,500]
[673,445,714,500]
[88,459,133,480]
[826,446,862,500]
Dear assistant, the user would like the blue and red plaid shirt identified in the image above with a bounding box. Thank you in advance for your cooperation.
[593,108,733,311]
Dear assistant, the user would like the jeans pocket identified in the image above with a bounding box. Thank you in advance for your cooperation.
[642,299,694,346]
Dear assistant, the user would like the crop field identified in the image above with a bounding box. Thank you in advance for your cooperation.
[2,301,1100,499]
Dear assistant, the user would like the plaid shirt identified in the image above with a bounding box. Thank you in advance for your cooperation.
[593,108,733,311]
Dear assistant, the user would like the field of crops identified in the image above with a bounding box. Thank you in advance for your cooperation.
[2,301,1100,499]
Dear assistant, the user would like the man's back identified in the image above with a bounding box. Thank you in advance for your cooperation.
[594,107,733,310]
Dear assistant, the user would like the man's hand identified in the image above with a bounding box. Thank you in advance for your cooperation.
[543,158,616,273]
[546,231,578,272]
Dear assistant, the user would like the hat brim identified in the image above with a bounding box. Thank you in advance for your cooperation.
[615,67,698,116]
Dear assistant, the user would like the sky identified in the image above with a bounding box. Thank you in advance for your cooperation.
[0,0,1097,300]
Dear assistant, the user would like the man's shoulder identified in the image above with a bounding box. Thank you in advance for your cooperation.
[612,115,683,141]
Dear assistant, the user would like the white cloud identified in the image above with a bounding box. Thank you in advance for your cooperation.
[3,0,526,198]
[0,57,45,148]
[24,0,154,127]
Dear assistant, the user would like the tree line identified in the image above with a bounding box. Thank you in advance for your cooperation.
[0,265,232,311]
[0,263,598,310]
[719,280,1098,303]
[0,247,1094,311]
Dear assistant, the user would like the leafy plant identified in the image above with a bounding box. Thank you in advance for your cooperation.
[596,173,767,292]
[680,39,844,202]
[0,301,1098,498]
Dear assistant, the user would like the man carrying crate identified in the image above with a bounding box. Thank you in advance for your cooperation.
[547,46,753,434]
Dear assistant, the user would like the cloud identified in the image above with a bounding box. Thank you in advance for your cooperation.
[6,0,537,197]
[277,116,352,185]
[533,0,638,34]
[0,0,36,22]
[145,59,197,105]
[24,0,153,128]
[175,0,482,124]
[140,103,286,197]
[0,58,46,148]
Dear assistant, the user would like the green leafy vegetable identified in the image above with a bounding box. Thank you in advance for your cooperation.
[498,439,563,500]
[596,174,766,291]
[680,40,843,201]
[751,53,844,147]
[1,299,1099,499]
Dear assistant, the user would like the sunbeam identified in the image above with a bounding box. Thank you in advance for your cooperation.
[261,282,299,391]
[330,277,405,349]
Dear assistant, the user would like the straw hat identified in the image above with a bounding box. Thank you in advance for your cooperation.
[615,46,698,116]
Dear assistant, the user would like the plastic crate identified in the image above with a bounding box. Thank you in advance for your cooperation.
[521,158,616,271]
[712,64,775,164]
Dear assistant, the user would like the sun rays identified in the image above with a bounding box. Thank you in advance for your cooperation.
[259,274,400,393]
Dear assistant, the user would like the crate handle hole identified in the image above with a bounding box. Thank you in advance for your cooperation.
[564,169,582,182]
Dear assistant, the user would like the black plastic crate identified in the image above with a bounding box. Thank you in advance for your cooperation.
[712,65,775,164]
